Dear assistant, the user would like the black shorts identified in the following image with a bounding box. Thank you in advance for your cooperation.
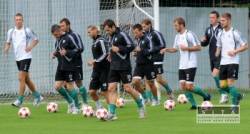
[154,64,164,75]
[108,69,132,84]
[89,69,109,92]
[179,68,197,83]
[16,59,31,72]
[133,64,156,80]
[74,67,83,81]
[210,58,220,71]
[219,64,239,80]
[55,69,76,82]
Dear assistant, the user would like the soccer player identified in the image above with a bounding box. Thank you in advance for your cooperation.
[51,24,80,114]
[103,19,145,120]
[131,24,158,106]
[59,18,88,107]
[161,17,211,110]
[215,13,248,110]
[201,11,228,104]
[4,13,43,107]
[141,19,174,105]
[87,25,110,109]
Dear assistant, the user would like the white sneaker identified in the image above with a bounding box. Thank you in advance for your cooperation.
[11,99,22,107]
[219,94,229,104]
[67,103,75,114]
[151,99,160,106]
[71,107,80,115]
[33,96,44,106]
[138,107,146,119]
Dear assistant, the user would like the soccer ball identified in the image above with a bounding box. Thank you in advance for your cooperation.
[164,100,176,111]
[201,101,213,110]
[96,108,108,120]
[116,98,125,108]
[47,102,58,113]
[18,107,31,119]
[177,94,188,104]
[82,105,94,117]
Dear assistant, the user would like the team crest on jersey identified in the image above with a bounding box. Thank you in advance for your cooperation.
[127,74,132,81]
[208,29,211,34]
[69,73,73,81]
[151,71,155,78]
[141,41,145,44]
[114,37,118,41]
[62,40,65,43]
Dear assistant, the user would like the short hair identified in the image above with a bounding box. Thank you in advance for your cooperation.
[103,19,116,28]
[51,24,60,33]
[15,13,23,18]
[60,18,71,26]
[174,17,186,27]
[87,25,98,30]
[210,10,220,18]
[221,12,231,20]
[132,24,143,31]
[141,19,152,25]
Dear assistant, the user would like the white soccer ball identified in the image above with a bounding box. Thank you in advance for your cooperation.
[164,100,176,111]
[177,94,188,104]
[96,108,108,120]
[82,105,94,117]
[47,102,58,113]
[116,98,125,108]
[18,107,31,119]
[201,101,213,110]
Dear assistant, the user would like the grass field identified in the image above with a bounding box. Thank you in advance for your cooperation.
[0,92,249,134]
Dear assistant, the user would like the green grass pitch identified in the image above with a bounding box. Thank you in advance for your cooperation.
[0,92,249,134]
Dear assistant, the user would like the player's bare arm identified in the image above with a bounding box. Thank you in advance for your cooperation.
[180,44,201,52]
[25,39,39,52]
[228,44,248,57]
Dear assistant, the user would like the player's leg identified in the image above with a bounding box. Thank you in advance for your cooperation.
[145,65,158,106]
[25,73,43,106]
[12,71,26,107]
[107,82,118,119]
[75,68,88,105]
[66,80,80,114]
[106,70,119,120]
[132,66,147,101]
[185,68,211,102]
[211,59,228,104]
[226,64,242,107]
[155,65,174,99]
[178,69,196,109]
[89,71,103,109]
[121,70,145,118]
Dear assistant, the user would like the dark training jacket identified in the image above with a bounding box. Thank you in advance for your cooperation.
[145,28,166,64]
[109,27,135,70]
[68,30,84,67]
[201,24,222,60]
[91,35,110,70]
[135,34,154,65]
[54,33,78,71]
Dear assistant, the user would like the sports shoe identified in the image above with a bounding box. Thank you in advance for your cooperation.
[204,94,211,101]
[11,99,22,107]
[105,113,118,121]
[167,92,175,100]
[219,94,229,104]
[138,107,146,119]
[190,105,197,110]
[33,95,44,106]
[67,102,75,114]
[151,99,160,106]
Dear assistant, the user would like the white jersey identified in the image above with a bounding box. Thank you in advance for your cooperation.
[216,27,246,65]
[173,30,200,69]
[6,26,38,61]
